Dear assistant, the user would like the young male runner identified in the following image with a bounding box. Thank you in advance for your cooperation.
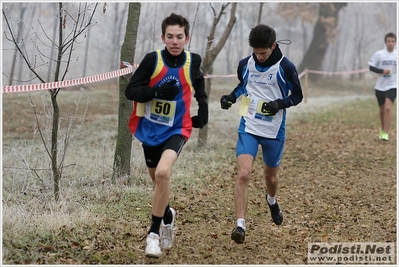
[220,24,303,244]
[125,13,208,257]
[368,32,397,141]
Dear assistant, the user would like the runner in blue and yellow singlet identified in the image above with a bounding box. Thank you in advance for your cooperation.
[125,13,207,258]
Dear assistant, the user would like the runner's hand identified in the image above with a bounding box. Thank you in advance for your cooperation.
[192,102,208,128]
[220,94,236,110]
[263,99,284,116]
[154,80,179,100]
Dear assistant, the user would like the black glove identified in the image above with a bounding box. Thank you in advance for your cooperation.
[263,99,284,116]
[191,102,208,128]
[220,93,237,110]
[154,80,179,100]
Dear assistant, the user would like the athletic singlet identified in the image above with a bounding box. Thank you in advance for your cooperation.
[128,50,194,146]
[368,48,397,91]
[239,55,286,139]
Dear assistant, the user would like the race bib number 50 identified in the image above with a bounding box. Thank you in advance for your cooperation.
[145,99,176,126]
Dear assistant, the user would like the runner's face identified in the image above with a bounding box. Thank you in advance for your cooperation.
[385,37,396,52]
[252,44,276,63]
[162,25,189,56]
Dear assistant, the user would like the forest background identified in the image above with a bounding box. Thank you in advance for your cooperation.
[2,1,397,85]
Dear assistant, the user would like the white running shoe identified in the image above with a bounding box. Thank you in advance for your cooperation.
[145,232,162,258]
[160,207,176,250]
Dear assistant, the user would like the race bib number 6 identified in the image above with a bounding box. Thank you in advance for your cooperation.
[253,99,274,122]
[257,100,272,115]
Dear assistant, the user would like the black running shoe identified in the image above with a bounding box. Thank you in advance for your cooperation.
[267,195,283,225]
[231,226,245,244]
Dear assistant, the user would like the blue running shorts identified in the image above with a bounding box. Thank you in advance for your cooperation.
[236,132,285,168]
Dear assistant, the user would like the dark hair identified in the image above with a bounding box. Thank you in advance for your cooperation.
[161,13,190,37]
[385,32,396,42]
[249,24,276,49]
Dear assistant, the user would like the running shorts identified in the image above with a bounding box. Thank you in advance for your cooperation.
[236,132,285,168]
[142,135,186,168]
[375,88,397,106]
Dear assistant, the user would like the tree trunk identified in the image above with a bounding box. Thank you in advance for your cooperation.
[112,2,141,184]
[50,90,61,202]
[297,3,347,79]
[257,3,263,25]
[198,3,237,145]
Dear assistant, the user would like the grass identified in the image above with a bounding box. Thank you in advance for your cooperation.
[2,77,397,264]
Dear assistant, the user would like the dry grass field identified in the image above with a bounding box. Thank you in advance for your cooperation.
[2,77,397,265]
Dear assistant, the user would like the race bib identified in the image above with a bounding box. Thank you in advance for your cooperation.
[247,97,274,122]
[145,99,176,126]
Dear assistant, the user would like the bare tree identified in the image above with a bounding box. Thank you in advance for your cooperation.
[3,2,98,201]
[297,3,347,77]
[110,3,129,71]
[8,4,27,85]
[198,2,237,145]
[112,2,141,183]
[275,3,319,59]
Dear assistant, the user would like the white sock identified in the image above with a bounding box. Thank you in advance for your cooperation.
[237,218,246,230]
[267,195,276,205]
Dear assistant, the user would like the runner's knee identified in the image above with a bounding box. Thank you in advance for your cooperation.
[237,169,251,183]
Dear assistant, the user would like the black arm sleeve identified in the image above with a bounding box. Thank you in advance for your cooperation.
[369,65,384,74]
[191,53,207,104]
[280,58,303,108]
[125,52,156,103]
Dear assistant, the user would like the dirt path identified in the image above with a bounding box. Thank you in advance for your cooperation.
[3,89,395,265]
[141,93,395,265]
[287,94,374,120]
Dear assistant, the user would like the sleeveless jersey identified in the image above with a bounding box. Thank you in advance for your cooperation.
[368,48,397,91]
[128,50,194,146]
[239,55,286,139]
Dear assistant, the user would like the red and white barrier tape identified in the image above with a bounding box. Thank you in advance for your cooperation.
[2,62,370,94]
[2,61,138,94]
[298,68,369,79]
[204,73,236,79]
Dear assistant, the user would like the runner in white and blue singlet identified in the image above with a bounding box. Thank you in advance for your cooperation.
[220,24,303,244]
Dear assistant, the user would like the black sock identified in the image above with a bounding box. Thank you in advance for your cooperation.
[149,214,163,236]
[163,204,173,225]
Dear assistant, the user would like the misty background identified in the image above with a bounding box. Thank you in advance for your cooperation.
[1,2,397,87]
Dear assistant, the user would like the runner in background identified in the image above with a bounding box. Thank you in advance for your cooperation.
[368,32,397,141]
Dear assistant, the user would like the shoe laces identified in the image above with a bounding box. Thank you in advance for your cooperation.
[162,224,177,236]
[147,232,160,241]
